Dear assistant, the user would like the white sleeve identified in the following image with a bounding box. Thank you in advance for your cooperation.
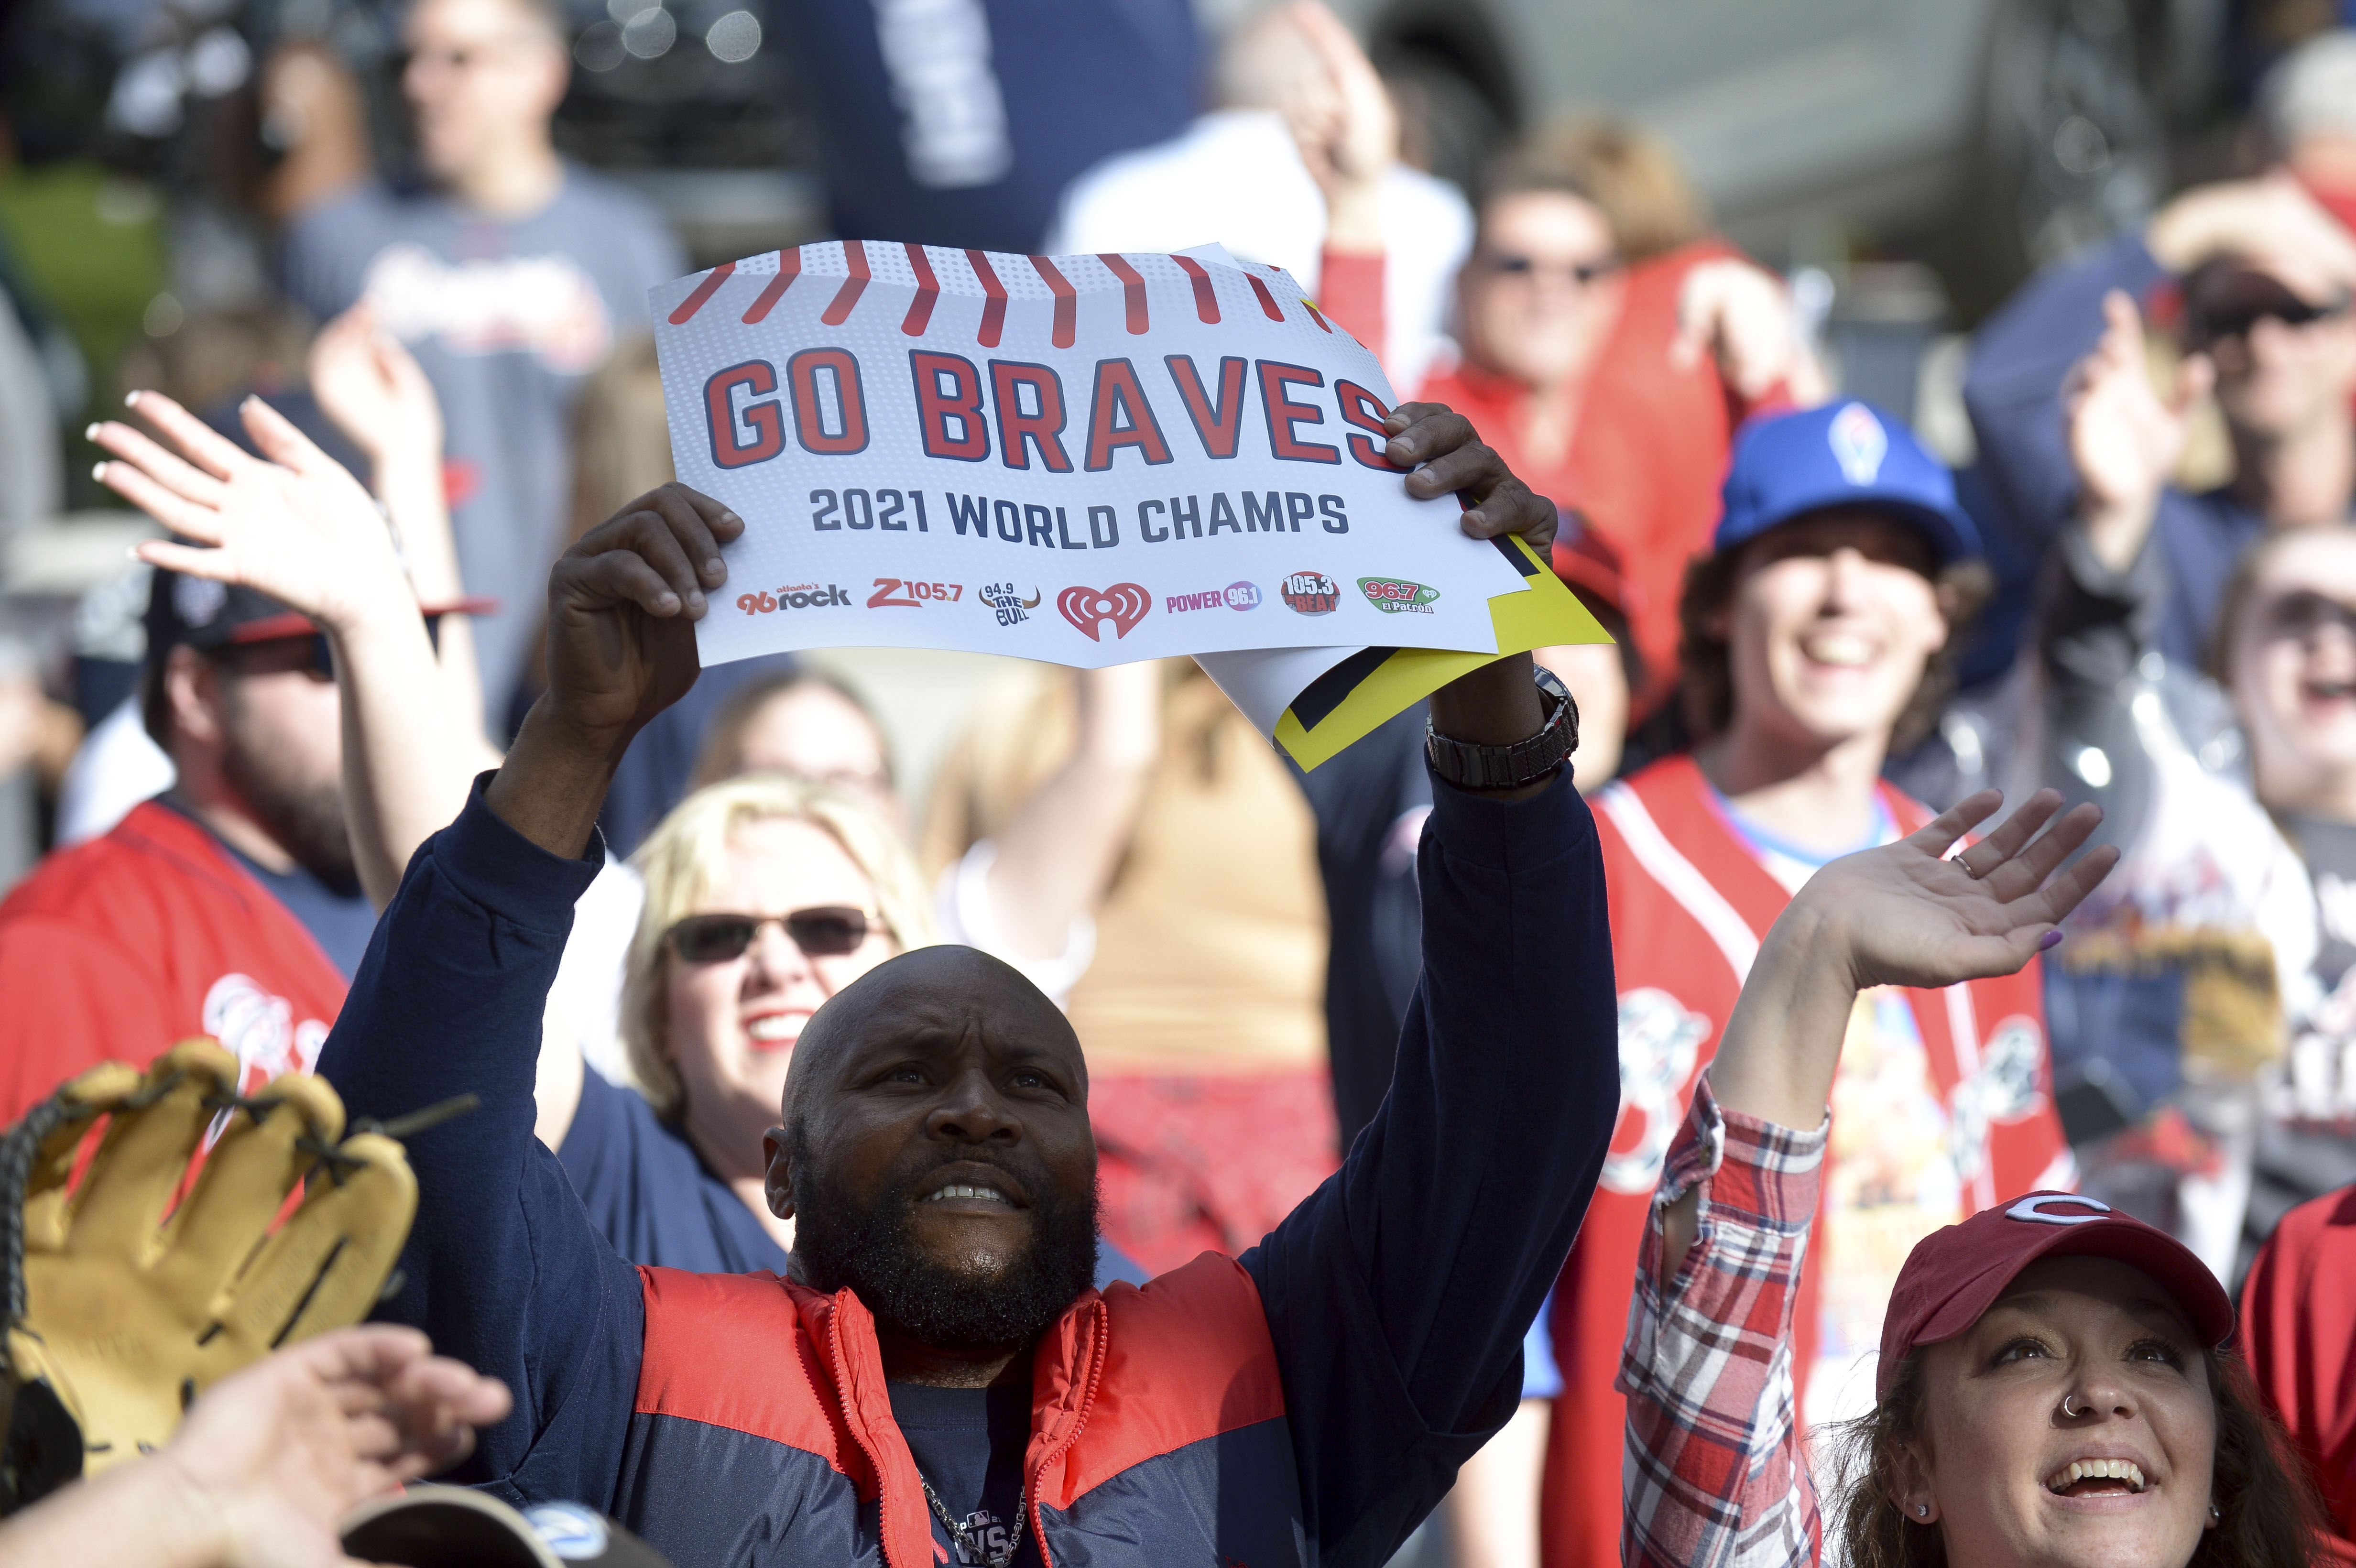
[544,855,644,1089]
[931,838,1096,1009]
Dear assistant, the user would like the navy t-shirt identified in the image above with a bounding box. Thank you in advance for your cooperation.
[213,836,378,980]
[559,1064,791,1274]
[887,1382,1041,1568]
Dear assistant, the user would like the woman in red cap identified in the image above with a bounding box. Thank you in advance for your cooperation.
[1620,784,2331,1568]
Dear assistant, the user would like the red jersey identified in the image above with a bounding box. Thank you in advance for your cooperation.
[0,801,349,1122]
[2239,1184,2356,1564]
[1541,755,2072,1568]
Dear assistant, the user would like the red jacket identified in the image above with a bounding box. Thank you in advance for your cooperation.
[0,801,348,1121]
[2239,1183,2356,1564]
[1541,755,2072,1568]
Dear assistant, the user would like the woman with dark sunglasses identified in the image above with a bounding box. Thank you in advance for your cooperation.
[525,772,933,1272]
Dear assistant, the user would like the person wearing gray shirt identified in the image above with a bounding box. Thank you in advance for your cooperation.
[279,0,684,717]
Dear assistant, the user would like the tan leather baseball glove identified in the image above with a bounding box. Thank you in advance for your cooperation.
[0,1039,418,1510]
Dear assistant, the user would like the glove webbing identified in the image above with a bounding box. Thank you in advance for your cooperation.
[0,1084,476,1322]
[0,1067,189,1325]
[0,1095,89,1325]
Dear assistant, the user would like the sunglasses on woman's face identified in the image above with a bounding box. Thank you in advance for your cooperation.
[667,907,878,964]
[1480,251,1622,285]
[2185,266,2353,346]
[2256,589,2356,642]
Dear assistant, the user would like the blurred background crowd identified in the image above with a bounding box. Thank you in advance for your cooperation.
[5,0,2356,1561]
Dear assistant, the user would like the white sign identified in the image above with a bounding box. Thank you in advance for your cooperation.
[652,242,1537,670]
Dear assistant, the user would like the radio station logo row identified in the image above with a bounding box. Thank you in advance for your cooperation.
[736,569,1409,634]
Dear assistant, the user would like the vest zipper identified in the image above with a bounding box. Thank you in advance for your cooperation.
[1024,1296,1109,1568]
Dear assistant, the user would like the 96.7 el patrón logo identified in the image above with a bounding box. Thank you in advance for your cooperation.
[1357,577,1439,615]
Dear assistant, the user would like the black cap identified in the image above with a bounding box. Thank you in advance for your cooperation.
[339,1488,675,1568]
[141,561,499,664]
[143,566,319,661]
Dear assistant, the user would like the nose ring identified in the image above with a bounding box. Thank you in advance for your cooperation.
[2062,1394,2084,1417]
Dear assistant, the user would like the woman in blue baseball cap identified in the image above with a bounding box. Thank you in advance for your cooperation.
[1539,400,2072,1557]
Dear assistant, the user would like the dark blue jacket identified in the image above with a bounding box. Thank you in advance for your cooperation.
[317,764,1616,1568]
[1964,231,2265,671]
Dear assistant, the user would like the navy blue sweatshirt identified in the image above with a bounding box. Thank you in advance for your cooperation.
[317,762,1616,1563]
[1964,231,2265,671]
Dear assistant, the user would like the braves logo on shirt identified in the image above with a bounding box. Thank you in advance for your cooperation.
[941,1508,1016,1566]
[203,972,331,1097]
[360,243,613,373]
[1603,988,1711,1194]
[1947,1014,2049,1186]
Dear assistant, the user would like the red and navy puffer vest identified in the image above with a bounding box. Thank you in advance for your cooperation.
[616,1254,1301,1567]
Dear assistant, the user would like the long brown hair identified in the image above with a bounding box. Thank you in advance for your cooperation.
[1826,1345,2330,1568]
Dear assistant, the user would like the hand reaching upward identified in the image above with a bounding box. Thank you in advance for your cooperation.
[1707,788,2116,1134]
[1670,258,1831,405]
[1801,788,2116,994]
[1283,1,1395,254]
[95,391,414,639]
[308,304,443,478]
[2063,289,2212,570]
[487,483,742,860]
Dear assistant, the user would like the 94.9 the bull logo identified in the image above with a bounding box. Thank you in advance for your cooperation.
[980,582,1041,626]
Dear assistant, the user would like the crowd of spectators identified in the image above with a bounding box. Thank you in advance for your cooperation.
[9,2,2356,1566]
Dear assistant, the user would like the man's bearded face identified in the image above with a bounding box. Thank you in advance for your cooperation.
[787,1123,1100,1351]
[771,947,1105,1356]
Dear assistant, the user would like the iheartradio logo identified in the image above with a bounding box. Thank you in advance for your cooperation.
[1057,583,1151,641]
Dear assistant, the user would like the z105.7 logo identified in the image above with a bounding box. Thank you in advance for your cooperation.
[868,577,964,608]
[738,583,849,615]
[1358,577,1439,615]
[979,582,1040,626]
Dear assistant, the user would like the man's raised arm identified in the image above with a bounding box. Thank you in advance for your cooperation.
[1240,407,1617,1567]
[315,485,742,1505]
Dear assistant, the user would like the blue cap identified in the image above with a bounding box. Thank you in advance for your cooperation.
[1714,401,1980,565]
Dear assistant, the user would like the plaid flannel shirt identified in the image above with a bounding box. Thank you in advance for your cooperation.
[1619,1075,1829,1568]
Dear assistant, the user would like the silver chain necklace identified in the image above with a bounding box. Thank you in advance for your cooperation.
[915,1470,1027,1568]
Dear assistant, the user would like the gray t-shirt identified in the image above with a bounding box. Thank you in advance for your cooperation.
[279,168,686,713]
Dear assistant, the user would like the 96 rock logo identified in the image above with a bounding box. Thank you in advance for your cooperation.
[738,582,850,615]
[980,582,1040,627]
[1358,577,1440,615]
[1057,583,1151,641]
[1280,570,1340,615]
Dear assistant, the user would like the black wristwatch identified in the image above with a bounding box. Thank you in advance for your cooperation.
[1425,664,1579,791]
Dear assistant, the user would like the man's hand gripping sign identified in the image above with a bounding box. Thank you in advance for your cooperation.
[653,241,1606,766]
